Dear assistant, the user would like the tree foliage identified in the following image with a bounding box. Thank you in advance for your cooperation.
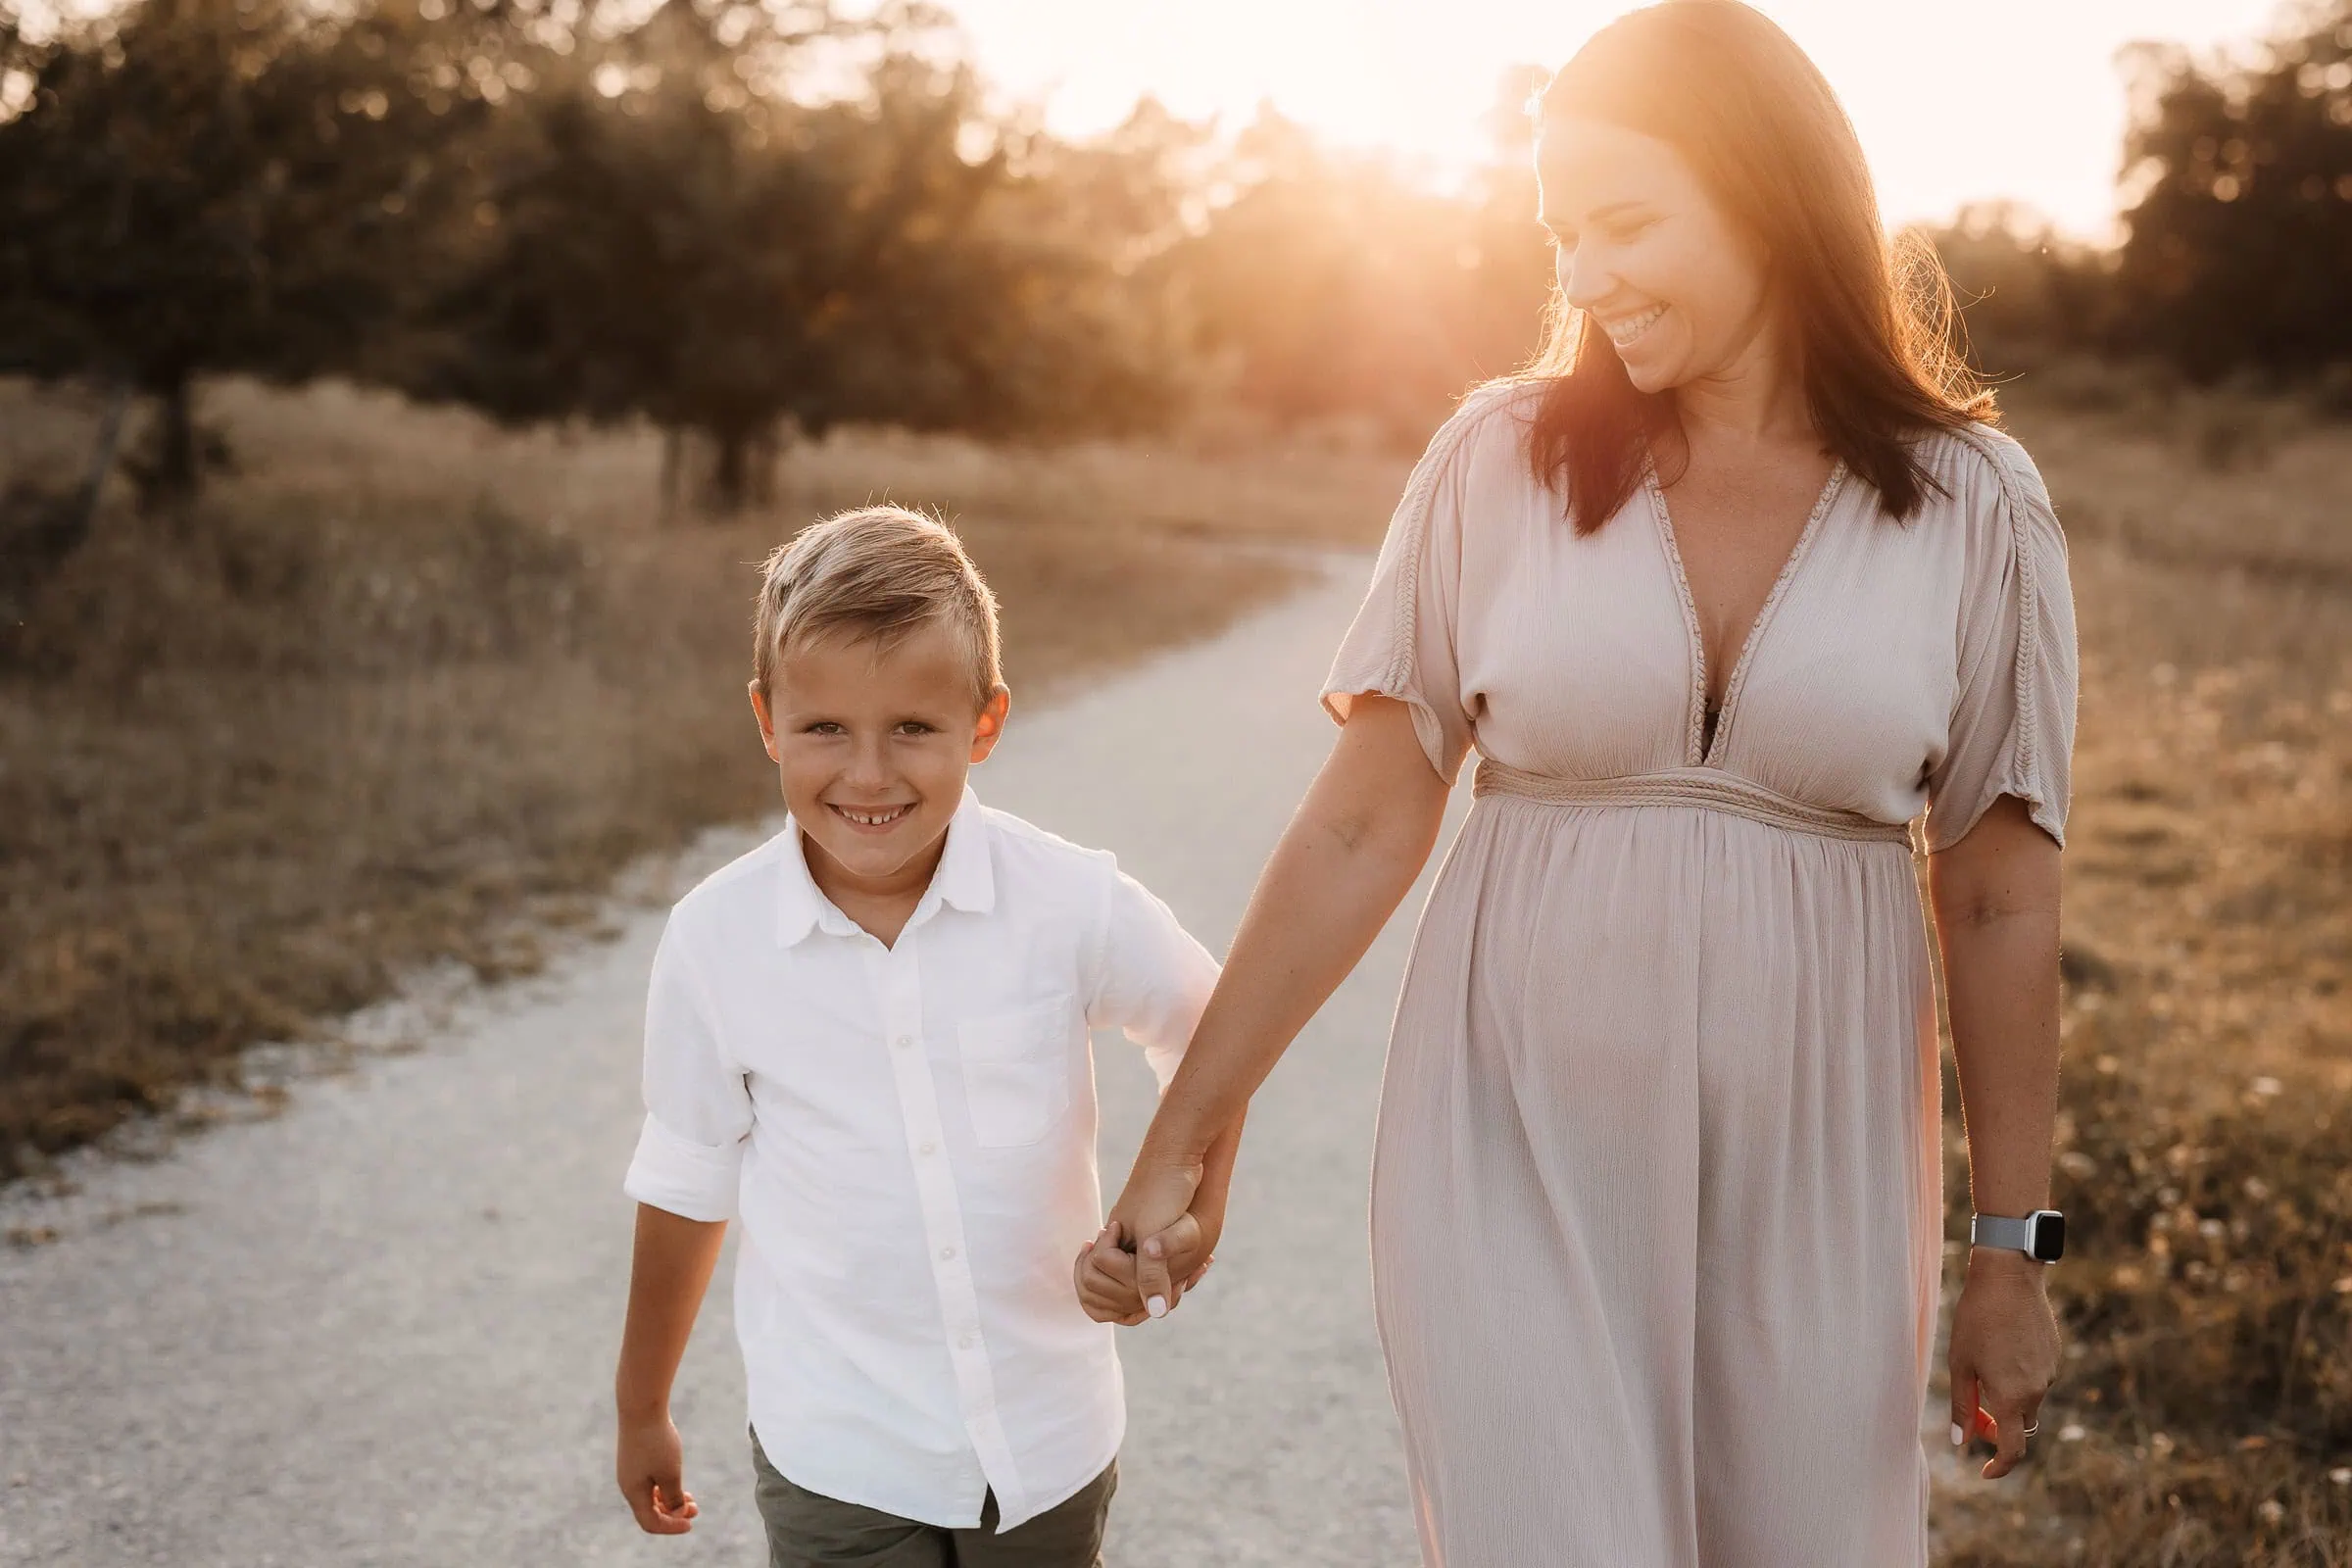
[0,0,513,504]
[2110,1,2352,379]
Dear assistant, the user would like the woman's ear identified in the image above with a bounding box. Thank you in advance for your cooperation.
[748,679,781,762]
[969,685,1012,763]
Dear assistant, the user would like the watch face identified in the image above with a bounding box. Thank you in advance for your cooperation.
[2031,1211,2067,1262]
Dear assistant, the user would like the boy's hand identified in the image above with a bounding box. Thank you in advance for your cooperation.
[616,1411,701,1535]
[1073,1220,1213,1325]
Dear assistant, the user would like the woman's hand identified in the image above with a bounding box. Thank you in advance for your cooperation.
[1107,1153,1208,1318]
[1945,1249,2062,1479]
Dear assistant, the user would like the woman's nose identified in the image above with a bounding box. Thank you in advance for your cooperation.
[1558,244,1610,312]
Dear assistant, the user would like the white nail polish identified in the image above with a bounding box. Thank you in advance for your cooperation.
[1950,1422,1966,1447]
[1146,1295,1168,1319]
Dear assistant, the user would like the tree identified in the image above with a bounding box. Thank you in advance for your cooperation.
[1925,202,2114,374]
[420,4,1174,513]
[0,0,509,507]
[2111,2,2352,379]
[1156,77,1552,444]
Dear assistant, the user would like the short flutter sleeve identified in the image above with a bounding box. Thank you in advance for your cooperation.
[1320,390,1505,783]
[1923,430,2079,854]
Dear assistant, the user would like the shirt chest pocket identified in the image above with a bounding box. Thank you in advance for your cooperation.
[957,1000,1076,1148]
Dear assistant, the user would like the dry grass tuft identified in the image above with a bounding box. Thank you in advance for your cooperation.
[0,377,1396,1180]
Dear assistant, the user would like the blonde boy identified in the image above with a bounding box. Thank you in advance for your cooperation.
[612,507,1235,1568]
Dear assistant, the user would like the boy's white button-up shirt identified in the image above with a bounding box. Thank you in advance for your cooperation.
[623,789,1217,1532]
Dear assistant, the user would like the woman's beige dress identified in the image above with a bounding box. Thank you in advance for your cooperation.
[1321,383,2078,1568]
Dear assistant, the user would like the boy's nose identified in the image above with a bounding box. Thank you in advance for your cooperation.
[845,736,892,786]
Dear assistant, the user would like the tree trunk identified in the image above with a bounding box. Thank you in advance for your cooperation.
[748,423,779,508]
[74,377,133,537]
[658,426,684,524]
[141,376,202,514]
[710,425,750,515]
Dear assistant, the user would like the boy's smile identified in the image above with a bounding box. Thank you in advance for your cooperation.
[750,617,1009,935]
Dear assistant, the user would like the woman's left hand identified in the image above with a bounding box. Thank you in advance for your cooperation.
[1945,1249,2063,1479]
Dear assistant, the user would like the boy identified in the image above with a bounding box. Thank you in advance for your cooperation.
[613,506,1235,1567]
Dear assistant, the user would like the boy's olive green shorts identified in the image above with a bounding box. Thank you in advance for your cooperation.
[750,1429,1116,1568]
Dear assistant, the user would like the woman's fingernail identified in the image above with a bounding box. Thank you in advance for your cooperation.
[1146,1295,1168,1318]
[1951,1422,1966,1448]
[1145,1238,1164,1259]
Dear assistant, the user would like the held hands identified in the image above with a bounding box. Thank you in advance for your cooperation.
[1073,1155,1217,1324]
[1073,1217,1214,1324]
[615,1410,700,1535]
[1946,1249,2063,1480]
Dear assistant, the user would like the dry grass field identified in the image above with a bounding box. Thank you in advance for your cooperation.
[0,377,1406,1184]
[3,368,2348,1562]
[1937,373,2352,1566]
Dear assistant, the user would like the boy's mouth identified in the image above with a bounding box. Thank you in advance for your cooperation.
[826,801,916,831]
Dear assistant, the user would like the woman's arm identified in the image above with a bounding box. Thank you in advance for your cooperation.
[1928,792,2065,1481]
[1115,694,1451,1306]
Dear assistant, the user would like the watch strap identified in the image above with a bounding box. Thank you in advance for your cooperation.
[1970,1213,2034,1252]
[1971,1209,2063,1261]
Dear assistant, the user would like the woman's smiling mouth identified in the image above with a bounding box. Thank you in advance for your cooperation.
[1600,303,1668,349]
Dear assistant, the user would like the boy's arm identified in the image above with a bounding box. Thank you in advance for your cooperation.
[1080,859,1238,1318]
[615,1203,727,1535]
[615,916,751,1534]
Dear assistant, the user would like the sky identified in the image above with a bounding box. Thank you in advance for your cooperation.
[943,0,2291,239]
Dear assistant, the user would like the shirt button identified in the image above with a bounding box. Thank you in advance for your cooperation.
[939,1246,956,1261]
[918,1141,936,1156]
[893,1035,912,1050]
[958,1333,976,1349]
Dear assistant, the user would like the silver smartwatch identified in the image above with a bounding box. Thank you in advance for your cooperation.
[1970,1209,2066,1262]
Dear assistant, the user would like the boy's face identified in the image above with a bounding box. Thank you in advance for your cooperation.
[750,617,1009,900]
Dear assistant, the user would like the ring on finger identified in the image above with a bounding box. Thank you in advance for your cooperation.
[2022,1421,2040,1439]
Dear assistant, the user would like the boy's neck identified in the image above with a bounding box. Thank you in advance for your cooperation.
[801,829,951,950]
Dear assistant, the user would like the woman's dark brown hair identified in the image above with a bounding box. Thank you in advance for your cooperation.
[1523,0,1991,531]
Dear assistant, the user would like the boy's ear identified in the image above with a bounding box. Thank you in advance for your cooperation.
[968,685,1012,763]
[749,679,780,762]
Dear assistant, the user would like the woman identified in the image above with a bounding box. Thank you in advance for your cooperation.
[1085,2,2073,1563]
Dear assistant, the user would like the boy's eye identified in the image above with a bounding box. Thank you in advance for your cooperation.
[896,721,937,736]
[804,721,846,735]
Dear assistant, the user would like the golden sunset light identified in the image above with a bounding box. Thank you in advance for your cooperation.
[951,0,2286,235]
[8,0,2352,1559]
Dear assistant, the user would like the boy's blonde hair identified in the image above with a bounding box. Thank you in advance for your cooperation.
[752,506,1003,709]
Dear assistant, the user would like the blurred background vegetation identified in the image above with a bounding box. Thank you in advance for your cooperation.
[4,1,2352,1562]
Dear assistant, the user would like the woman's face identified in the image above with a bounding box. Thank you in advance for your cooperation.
[1536,116,1778,396]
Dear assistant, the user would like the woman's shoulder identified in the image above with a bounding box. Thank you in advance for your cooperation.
[1909,420,2055,519]
[1904,421,2068,584]
[1411,378,1549,487]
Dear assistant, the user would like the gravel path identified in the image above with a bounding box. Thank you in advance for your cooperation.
[0,561,1449,1567]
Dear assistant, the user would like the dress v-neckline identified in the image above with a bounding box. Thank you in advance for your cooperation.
[1645,458,1849,770]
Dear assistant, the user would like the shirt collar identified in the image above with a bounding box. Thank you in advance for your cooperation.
[774,786,995,948]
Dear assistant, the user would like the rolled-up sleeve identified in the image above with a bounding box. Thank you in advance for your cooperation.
[622,915,750,1222]
[1083,858,1220,1093]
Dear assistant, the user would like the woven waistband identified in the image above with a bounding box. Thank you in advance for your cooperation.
[1472,760,1915,845]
